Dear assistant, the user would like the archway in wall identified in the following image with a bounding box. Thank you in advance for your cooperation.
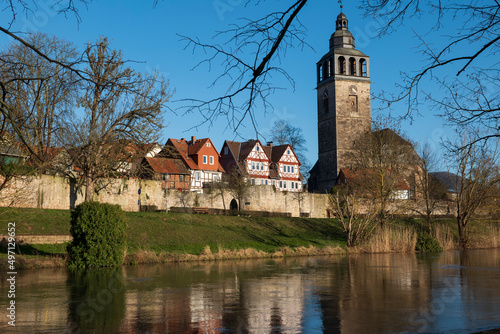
[230,198,238,211]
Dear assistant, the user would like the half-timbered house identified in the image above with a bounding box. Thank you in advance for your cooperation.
[140,157,191,190]
[220,140,303,192]
[160,137,225,193]
[270,144,303,191]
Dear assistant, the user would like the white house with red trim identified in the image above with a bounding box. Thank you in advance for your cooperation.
[270,144,303,191]
[220,140,303,191]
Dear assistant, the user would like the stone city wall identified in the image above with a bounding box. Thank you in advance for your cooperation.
[0,175,331,218]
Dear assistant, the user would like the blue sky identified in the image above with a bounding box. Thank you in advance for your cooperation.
[1,0,457,170]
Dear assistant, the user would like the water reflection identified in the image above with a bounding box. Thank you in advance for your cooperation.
[1,250,500,333]
[67,268,126,333]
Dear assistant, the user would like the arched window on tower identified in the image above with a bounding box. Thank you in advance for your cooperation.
[349,58,356,76]
[338,56,346,75]
[323,60,329,79]
[318,63,323,82]
[360,58,367,77]
[323,89,329,114]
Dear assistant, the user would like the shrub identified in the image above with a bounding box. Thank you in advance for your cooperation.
[415,234,443,253]
[67,201,127,268]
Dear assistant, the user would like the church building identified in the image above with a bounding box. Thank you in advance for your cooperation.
[309,8,372,193]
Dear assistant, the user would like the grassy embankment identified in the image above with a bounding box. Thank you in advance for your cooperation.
[0,207,499,269]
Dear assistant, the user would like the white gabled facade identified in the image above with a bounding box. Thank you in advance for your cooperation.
[245,142,271,185]
[275,145,303,192]
[219,140,303,192]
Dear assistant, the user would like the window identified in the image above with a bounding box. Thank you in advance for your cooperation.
[163,174,169,180]
[291,166,294,173]
[265,180,268,185]
[209,156,214,165]
[224,147,228,155]
[287,149,291,155]
[291,182,294,189]
[256,146,260,152]
[252,162,255,170]
[196,172,200,181]
[287,166,291,173]
[279,181,282,188]
[283,166,286,173]
[203,155,207,164]
[284,182,287,189]
[360,58,367,77]
[179,175,184,182]
[349,57,356,76]
[213,174,218,182]
[339,56,346,75]
[206,142,211,147]
[260,162,264,170]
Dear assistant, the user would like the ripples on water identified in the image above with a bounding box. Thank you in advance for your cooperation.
[1,249,500,333]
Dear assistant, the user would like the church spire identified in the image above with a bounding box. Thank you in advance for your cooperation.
[330,7,354,50]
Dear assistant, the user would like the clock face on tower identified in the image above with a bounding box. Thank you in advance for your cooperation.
[349,85,358,95]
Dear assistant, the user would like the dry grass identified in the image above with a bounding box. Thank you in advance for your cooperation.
[354,225,417,253]
[470,224,500,249]
[0,254,66,270]
[124,244,345,265]
[433,225,457,251]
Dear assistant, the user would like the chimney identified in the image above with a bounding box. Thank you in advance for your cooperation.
[191,136,196,143]
[267,141,273,147]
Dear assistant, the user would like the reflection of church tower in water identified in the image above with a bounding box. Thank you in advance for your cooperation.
[309,7,372,193]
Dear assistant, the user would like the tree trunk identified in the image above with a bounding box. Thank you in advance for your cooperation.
[457,217,469,249]
[85,175,95,202]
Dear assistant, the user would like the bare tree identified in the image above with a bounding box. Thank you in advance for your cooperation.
[329,186,377,247]
[179,0,310,134]
[60,37,171,201]
[224,167,251,213]
[412,143,448,231]
[0,32,78,173]
[268,119,310,179]
[210,179,228,211]
[359,0,500,144]
[445,132,500,249]
[346,119,418,225]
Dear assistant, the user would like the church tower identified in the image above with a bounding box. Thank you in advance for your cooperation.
[309,8,372,193]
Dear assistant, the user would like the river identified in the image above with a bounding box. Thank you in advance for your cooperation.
[1,249,500,333]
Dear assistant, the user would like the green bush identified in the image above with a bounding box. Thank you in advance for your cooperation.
[415,234,443,253]
[67,202,127,268]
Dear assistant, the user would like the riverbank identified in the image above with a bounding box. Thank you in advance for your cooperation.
[1,207,499,269]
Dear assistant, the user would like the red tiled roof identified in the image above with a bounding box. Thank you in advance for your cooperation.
[339,168,410,190]
[166,138,199,170]
[145,157,190,175]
